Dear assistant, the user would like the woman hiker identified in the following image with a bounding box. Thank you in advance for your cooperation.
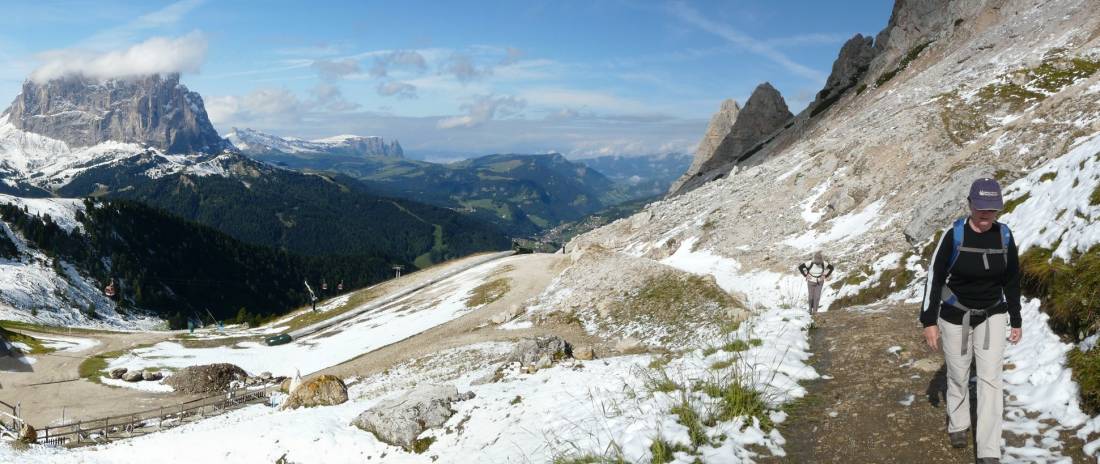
[798,251,833,314]
[920,177,1022,464]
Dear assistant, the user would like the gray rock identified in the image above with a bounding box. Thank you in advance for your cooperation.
[109,368,128,379]
[672,83,793,195]
[670,99,740,193]
[122,370,144,382]
[506,336,572,367]
[807,34,878,115]
[903,168,986,244]
[350,384,461,450]
[5,73,227,154]
[141,369,162,381]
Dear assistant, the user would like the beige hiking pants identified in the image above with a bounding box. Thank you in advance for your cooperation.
[939,312,1007,459]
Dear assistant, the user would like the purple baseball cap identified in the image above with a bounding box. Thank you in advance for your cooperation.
[968,177,1004,211]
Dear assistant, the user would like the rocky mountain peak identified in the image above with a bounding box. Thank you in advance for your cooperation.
[670,83,792,195]
[226,128,403,159]
[3,73,227,154]
[807,34,878,116]
[668,99,740,194]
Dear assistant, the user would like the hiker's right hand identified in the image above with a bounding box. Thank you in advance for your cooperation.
[923,326,940,351]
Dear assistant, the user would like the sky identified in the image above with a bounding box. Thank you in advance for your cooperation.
[0,0,894,161]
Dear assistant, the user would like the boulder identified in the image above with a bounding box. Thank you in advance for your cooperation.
[505,336,572,367]
[18,423,36,443]
[574,345,596,360]
[280,375,348,410]
[351,384,469,451]
[142,370,163,381]
[122,370,144,382]
[164,363,249,394]
[109,368,127,379]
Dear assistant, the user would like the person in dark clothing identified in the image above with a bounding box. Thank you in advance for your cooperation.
[798,251,834,314]
[920,177,1022,464]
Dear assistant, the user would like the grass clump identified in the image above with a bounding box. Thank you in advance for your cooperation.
[1091,184,1100,206]
[1039,172,1058,182]
[466,277,512,307]
[1020,245,1100,341]
[698,377,772,430]
[553,455,627,464]
[1002,192,1031,215]
[410,436,436,454]
[1068,348,1100,414]
[649,439,691,464]
[721,340,750,353]
[669,394,709,447]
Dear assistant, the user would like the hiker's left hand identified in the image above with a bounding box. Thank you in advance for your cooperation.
[1008,328,1022,344]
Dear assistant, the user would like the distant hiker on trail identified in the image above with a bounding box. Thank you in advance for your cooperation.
[920,177,1022,464]
[798,251,833,314]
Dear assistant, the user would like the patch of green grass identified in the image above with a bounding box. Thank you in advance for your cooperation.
[832,253,916,309]
[1002,192,1031,215]
[648,356,671,369]
[748,339,763,347]
[280,287,383,332]
[646,372,681,394]
[553,455,627,464]
[1091,184,1100,206]
[670,394,709,447]
[1039,172,1058,182]
[721,340,750,353]
[509,395,523,405]
[410,436,436,454]
[697,377,772,430]
[1069,348,1100,414]
[1020,245,1100,341]
[77,347,144,384]
[0,320,111,335]
[466,278,512,307]
[701,346,718,357]
[711,359,733,370]
[649,438,691,464]
[0,327,53,354]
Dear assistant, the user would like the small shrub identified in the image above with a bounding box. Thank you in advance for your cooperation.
[649,439,690,464]
[1039,172,1058,182]
[509,395,522,405]
[1020,245,1100,341]
[1068,348,1100,414]
[410,436,436,454]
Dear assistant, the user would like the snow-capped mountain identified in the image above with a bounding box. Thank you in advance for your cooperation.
[226,127,403,159]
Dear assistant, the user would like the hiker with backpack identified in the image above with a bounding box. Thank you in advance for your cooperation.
[798,251,834,314]
[919,177,1022,464]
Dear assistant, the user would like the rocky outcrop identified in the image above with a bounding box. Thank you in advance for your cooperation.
[280,374,348,410]
[165,363,248,393]
[4,73,227,154]
[807,34,878,116]
[671,83,793,195]
[669,99,740,193]
[870,0,983,76]
[351,384,470,451]
[506,336,572,367]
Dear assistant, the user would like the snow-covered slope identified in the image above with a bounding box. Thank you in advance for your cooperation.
[0,194,159,330]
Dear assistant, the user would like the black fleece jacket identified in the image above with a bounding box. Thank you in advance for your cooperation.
[919,221,1022,328]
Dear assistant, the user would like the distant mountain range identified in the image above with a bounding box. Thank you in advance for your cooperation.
[0,74,510,267]
[226,128,691,235]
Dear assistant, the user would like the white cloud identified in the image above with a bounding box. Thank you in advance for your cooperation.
[311,58,361,80]
[312,83,360,112]
[669,2,826,82]
[377,81,418,99]
[206,87,305,126]
[369,50,428,78]
[437,94,525,129]
[443,53,492,83]
[519,87,649,114]
[30,32,208,82]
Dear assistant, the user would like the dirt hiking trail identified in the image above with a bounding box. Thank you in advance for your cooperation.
[765,302,1089,463]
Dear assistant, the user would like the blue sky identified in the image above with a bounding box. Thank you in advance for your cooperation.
[0,1,893,160]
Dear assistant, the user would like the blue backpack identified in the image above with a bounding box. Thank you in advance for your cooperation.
[946,217,1012,272]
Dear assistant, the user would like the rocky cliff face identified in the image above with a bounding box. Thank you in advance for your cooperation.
[227,128,404,159]
[4,73,226,154]
[807,34,878,116]
[668,99,739,194]
[671,83,792,195]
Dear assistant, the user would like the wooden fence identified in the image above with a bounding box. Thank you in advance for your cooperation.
[35,385,277,447]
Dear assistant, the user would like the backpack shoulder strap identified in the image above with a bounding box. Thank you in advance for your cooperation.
[948,217,966,270]
[998,222,1011,264]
